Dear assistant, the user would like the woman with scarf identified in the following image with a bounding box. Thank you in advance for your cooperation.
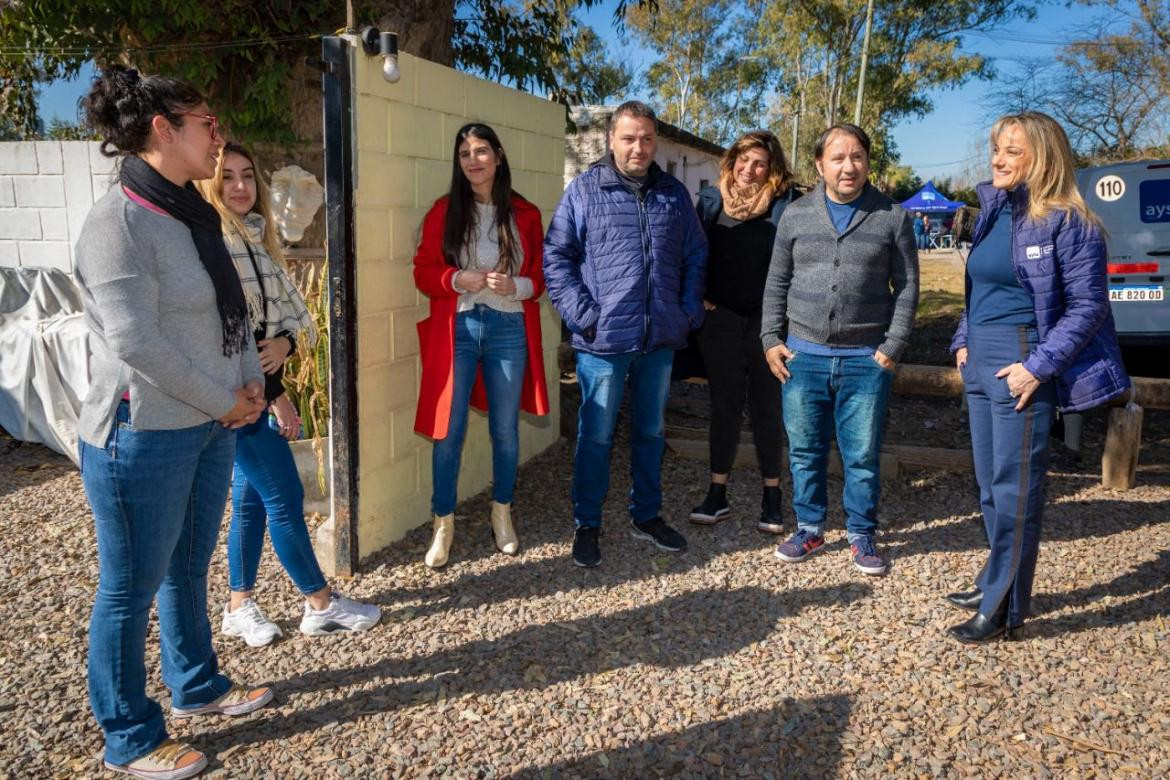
[689,130,800,533]
[75,66,270,779]
[198,144,380,648]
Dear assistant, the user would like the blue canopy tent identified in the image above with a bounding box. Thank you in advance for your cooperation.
[900,181,965,213]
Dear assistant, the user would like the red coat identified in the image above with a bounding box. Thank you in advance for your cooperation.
[413,195,550,439]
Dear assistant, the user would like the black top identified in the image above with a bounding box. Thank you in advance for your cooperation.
[696,186,799,318]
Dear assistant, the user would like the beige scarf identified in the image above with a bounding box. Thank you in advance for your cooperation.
[719,177,775,221]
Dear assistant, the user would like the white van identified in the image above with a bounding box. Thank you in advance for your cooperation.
[1076,160,1170,345]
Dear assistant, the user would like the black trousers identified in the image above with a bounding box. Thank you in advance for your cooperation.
[696,306,783,479]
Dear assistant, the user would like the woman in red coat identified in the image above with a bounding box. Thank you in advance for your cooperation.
[413,123,549,568]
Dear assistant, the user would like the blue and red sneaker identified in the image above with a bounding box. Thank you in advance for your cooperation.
[850,535,888,575]
[774,529,825,562]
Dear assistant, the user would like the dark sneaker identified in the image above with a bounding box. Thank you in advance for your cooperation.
[689,483,730,525]
[630,517,687,552]
[774,529,825,562]
[757,485,784,535]
[850,535,888,575]
[572,526,602,568]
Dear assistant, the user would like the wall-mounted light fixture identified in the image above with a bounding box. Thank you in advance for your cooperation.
[360,27,400,83]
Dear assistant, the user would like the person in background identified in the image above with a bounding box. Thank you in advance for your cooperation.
[544,100,707,568]
[913,211,926,250]
[945,112,1130,643]
[198,143,380,647]
[413,123,550,568]
[761,123,919,578]
[690,130,800,534]
[76,65,270,780]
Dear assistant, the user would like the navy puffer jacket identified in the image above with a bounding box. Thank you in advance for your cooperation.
[543,158,708,355]
[951,182,1130,412]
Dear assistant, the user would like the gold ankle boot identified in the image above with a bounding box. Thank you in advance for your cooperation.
[490,501,518,555]
[425,513,454,568]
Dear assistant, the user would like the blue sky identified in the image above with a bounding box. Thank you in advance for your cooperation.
[39,1,1107,184]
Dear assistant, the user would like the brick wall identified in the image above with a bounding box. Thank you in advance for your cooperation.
[0,141,115,273]
[352,51,565,557]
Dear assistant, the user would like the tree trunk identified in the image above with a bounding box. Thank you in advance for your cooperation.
[378,0,457,66]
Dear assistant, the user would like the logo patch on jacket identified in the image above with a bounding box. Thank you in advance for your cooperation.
[1025,244,1054,260]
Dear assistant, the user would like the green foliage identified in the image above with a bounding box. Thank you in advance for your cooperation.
[45,118,96,140]
[548,24,633,104]
[0,0,338,143]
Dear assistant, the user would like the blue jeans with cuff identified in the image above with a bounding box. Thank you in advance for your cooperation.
[781,351,894,540]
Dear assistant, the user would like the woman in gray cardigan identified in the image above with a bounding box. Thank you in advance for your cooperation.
[76,66,272,780]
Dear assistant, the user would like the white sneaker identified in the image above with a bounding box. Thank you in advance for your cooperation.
[221,599,282,647]
[299,592,381,635]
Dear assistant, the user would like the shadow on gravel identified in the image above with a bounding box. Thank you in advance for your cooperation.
[196,584,871,755]
[0,438,75,499]
[509,694,854,779]
[1025,548,1170,638]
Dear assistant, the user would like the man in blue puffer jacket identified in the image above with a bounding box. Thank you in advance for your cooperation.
[544,100,708,568]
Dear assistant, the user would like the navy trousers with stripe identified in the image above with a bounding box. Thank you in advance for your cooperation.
[962,324,1056,626]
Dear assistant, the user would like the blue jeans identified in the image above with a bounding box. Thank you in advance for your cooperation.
[79,402,235,766]
[572,348,674,527]
[781,352,894,538]
[229,414,327,595]
[964,324,1055,624]
[432,306,527,516]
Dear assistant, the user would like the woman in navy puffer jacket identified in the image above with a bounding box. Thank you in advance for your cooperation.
[945,111,1129,644]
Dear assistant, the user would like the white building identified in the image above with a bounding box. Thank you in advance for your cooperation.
[564,106,724,203]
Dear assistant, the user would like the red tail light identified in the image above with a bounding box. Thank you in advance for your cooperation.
[1107,263,1158,274]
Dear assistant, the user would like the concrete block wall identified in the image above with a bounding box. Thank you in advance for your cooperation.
[0,141,115,273]
[352,50,565,557]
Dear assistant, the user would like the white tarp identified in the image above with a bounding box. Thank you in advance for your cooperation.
[0,268,90,463]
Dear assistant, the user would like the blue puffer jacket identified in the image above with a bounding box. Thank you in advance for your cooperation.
[543,158,708,355]
[951,182,1130,412]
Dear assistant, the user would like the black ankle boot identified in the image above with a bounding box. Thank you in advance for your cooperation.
[757,485,784,534]
[947,599,1015,644]
[689,483,729,525]
[944,587,983,611]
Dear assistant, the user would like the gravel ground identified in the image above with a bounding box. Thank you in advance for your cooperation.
[2,426,1169,779]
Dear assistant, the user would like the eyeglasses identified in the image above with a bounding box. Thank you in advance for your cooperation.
[180,111,221,139]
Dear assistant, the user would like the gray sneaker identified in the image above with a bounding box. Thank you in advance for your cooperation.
[299,592,381,635]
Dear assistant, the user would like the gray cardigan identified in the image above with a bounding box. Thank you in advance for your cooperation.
[761,182,919,361]
[75,186,263,448]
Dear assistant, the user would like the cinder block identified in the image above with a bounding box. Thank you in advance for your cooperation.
[34,142,63,174]
[357,312,393,367]
[18,240,72,272]
[355,155,414,209]
[357,259,416,313]
[67,207,90,248]
[523,132,565,175]
[530,101,569,138]
[39,209,68,240]
[0,240,18,267]
[14,176,66,208]
[464,78,517,127]
[414,58,466,117]
[355,206,390,260]
[0,143,38,174]
[391,405,423,461]
[510,170,538,203]
[356,101,389,153]
[62,143,94,209]
[536,172,568,213]
[0,208,41,240]
[0,177,14,207]
[389,104,445,160]
[91,172,116,202]
[390,206,426,262]
[391,304,427,360]
[88,144,116,174]
[358,394,393,470]
[355,51,417,104]
[492,125,522,165]
[414,159,448,207]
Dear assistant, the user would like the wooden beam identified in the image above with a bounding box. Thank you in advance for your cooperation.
[1102,402,1144,490]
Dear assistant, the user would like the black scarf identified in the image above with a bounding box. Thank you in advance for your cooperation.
[120,155,249,357]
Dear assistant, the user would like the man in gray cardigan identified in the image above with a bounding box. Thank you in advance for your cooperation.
[761,123,918,576]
